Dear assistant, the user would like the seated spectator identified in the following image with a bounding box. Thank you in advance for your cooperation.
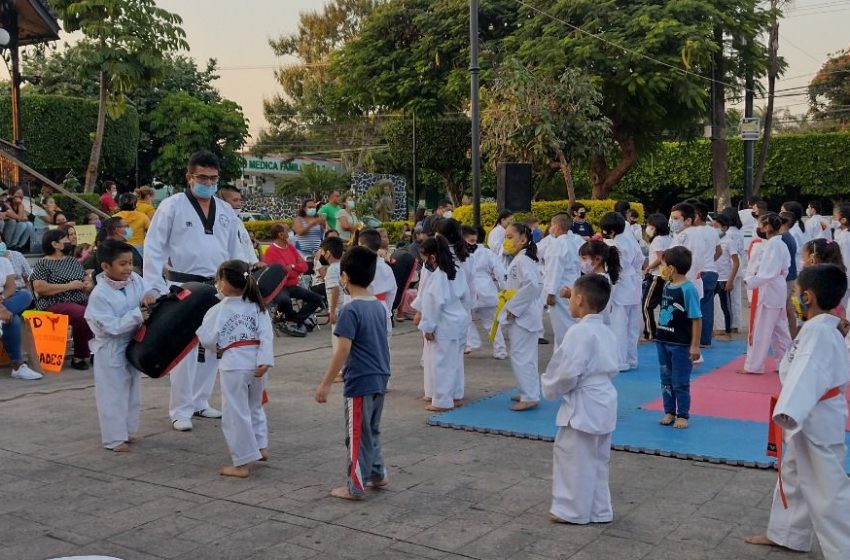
[263,223,324,337]
[86,212,102,228]
[114,192,150,254]
[30,229,94,370]
[6,188,36,252]
[0,230,38,379]
[53,211,70,227]
[0,230,32,290]
[134,185,156,219]
[83,218,142,274]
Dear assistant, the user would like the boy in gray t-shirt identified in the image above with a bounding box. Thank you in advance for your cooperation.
[316,246,391,500]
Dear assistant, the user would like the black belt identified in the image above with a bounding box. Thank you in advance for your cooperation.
[166,270,215,285]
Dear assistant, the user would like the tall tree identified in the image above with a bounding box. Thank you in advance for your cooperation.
[808,48,850,125]
[148,92,248,187]
[482,60,611,206]
[513,0,769,200]
[48,0,188,191]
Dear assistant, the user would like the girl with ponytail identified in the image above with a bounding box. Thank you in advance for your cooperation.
[418,235,471,412]
[578,240,621,324]
[197,259,275,478]
[500,222,543,411]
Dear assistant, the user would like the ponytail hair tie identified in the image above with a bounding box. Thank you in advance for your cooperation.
[243,271,249,278]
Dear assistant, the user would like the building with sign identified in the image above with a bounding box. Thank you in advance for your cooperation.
[240,155,346,194]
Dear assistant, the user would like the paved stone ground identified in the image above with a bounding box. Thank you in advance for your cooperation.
[0,320,824,560]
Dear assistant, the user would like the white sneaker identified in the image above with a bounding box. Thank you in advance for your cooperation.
[172,418,193,431]
[194,407,222,419]
[11,364,42,380]
[493,353,508,360]
[693,355,704,365]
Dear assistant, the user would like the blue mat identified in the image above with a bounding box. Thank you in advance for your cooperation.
[428,340,850,472]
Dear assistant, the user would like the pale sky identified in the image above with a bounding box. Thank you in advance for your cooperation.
[40,1,850,141]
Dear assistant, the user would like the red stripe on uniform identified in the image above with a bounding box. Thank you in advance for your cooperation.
[348,396,364,492]
[748,288,759,347]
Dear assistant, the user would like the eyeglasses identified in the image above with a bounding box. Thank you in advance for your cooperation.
[191,173,219,183]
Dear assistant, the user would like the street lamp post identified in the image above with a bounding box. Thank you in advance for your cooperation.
[470,0,481,228]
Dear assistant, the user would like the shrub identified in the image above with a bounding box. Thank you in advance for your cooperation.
[453,199,644,229]
[243,220,289,241]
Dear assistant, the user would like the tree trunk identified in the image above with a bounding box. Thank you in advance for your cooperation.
[589,128,638,199]
[711,27,731,210]
[84,71,109,193]
[440,171,463,207]
[754,16,779,195]
[555,148,576,206]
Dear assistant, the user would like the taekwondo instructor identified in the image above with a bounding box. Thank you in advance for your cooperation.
[143,151,242,431]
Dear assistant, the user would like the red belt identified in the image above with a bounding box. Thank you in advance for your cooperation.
[216,339,260,359]
[375,292,388,302]
[767,386,843,508]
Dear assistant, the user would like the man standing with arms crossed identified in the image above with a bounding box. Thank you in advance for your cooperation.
[144,151,242,431]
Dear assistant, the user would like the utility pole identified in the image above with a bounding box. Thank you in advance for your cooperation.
[743,68,755,204]
[412,111,417,211]
[470,0,481,228]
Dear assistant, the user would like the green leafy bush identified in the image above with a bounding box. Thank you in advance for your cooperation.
[454,200,644,229]
[0,94,139,181]
[53,193,104,223]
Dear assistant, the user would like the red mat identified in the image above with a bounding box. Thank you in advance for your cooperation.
[642,355,850,431]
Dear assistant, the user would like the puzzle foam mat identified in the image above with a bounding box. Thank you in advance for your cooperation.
[427,340,850,472]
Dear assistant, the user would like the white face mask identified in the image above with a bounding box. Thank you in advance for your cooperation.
[807,207,815,217]
[645,226,656,238]
[346,200,355,209]
[443,210,453,220]
[669,218,685,234]
[579,258,595,275]
[306,208,317,217]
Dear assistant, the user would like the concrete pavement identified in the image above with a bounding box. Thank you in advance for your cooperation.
[0,320,823,559]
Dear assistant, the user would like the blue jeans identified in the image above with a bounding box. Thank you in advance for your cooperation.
[699,271,718,346]
[656,341,692,419]
[2,290,33,363]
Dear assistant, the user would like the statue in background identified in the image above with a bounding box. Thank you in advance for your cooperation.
[372,179,395,222]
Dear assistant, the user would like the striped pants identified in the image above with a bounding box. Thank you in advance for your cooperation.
[345,393,387,497]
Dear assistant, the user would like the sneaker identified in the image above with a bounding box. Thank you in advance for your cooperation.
[538,338,550,345]
[693,354,704,365]
[283,322,306,337]
[493,353,508,360]
[194,407,222,419]
[172,418,193,431]
[11,364,42,380]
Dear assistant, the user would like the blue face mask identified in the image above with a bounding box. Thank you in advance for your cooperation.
[192,183,217,199]
[0,242,7,254]
[94,220,102,229]
[124,226,133,241]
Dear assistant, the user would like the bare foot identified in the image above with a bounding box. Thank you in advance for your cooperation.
[510,401,539,411]
[425,404,452,412]
[126,435,140,444]
[422,396,432,402]
[220,465,250,478]
[745,535,782,548]
[367,478,389,489]
[736,369,761,375]
[110,443,130,452]
[673,417,689,429]
[549,513,578,524]
[453,399,465,408]
[659,413,675,426]
[259,448,269,462]
[510,394,521,402]
[464,347,473,355]
[330,486,362,500]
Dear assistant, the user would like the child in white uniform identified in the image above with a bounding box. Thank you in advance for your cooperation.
[500,223,543,411]
[542,274,619,525]
[747,264,850,559]
[84,240,156,452]
[743,214,792,374]
[601,212,644,371]
[197,260,274,478]
[463,225,507,358]
[577,240,621,325]
[543,213,582,346]
[832,203,850,307]
[418,236,471,412]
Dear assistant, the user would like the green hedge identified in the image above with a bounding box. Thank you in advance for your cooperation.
[245,219,413,244]
[53,193,103,223]
[0,94,139,181]
[454,200,644,230]
[613,132,850,201]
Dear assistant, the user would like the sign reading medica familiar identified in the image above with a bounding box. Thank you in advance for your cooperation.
[241,155,345,176]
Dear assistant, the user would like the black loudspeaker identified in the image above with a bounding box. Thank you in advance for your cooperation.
[497,162,533,212]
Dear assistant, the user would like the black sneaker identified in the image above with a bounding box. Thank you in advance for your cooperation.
[538,338,550,345]
[71,358,90,370]
[303,318,317,332]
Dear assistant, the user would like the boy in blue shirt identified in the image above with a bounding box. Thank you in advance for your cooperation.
[655,246,702,429]
[316,246,391,500]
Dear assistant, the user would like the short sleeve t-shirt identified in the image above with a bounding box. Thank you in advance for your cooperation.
[325,262,342,313]
[333,297,390,397]
[648,235,672,276]
[0,256,15,283]
[31,256,88,309]
[656,280,702,346]
[318,203,341,231]
[571,221,594,237]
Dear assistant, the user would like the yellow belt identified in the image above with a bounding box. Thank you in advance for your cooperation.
[490,289,518,343]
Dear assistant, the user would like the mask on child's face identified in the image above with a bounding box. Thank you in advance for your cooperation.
[466,242,477,253]
[791,293,809,321]
[659,265,674,281]
[579,258,595,275]
[502,238,518,255]
[645,225,656,238]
